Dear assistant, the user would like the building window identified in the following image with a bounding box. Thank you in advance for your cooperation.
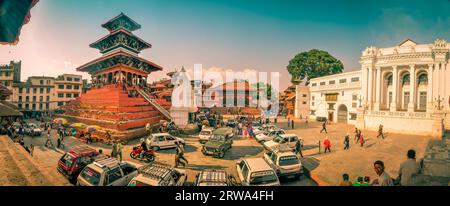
[320,82,326,86]
[312,96,315,101]
[66,93,72,98]
[339,79,347,84]
[404,92,410,109]
[26,88,30,94]
[58,102,64,106]
[74,85,80,90]
[47,88,51,93]
[342,91,345,96]
[352,95,357,101]
[32,96,36,102]
[74,78,80,82]
[302,94,307,98]
[39,96,43,102]
[4,81,9,86]
[25,104,29,110]
[74,93,79,98]
[311,102,315,106]
[19,88,23,93]
[386,75,393,86]
[18,104,22,109]
[58,93,64,98]
[402,74,410,86]
[67,77,73,81]
[312,83,317,87]
[40,80,44,85]
[350,113,357,120]
[46,96,50,102]
[310,110,316,115]
[40,88,44,93]
[33,88,37,93]
[329,80,335,85]
[5,71,9,76]
[26,96,29,102]
[302,101,307,105]
[32,104,36,110]
[46,80,50,84]
[39,104,43,110]
[58,85,64,89]
[351,77,360,82]
[66,85,72,90]
[352,102,357,108]
[46,103,50,110]
[325,94,338,102]
[18,96,22,102]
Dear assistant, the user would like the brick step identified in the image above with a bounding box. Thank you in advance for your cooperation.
[64,110,161,121]
[63,105,157,113]
[62,115,162,131]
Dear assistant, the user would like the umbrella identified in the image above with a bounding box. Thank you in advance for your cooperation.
[84,125,102,133]
[53,118,68,125]
[70,123,88,129]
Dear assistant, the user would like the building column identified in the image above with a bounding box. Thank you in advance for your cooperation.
[427,64,434,112]
[374,66,382,111]
[390,65,398,112]
[367,67,373,110]
[361,67,368,107]
[408,65,416,112]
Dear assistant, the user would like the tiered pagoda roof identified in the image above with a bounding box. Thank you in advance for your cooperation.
[76,13,162,74]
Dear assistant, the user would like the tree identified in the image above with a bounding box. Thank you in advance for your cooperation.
[287,49,344,84]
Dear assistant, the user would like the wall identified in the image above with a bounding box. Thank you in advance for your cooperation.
[362,111,436,136]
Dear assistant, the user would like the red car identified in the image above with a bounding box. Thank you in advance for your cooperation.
[57,145,100,182]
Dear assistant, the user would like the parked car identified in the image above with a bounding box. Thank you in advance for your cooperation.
[226,118,238,128]
[128,163,187,186]
[194,170,238,186]
[202,127,234,158]
[263,147,303,179]
[146,133,185,151]
[263,134,301,152]
[198,127,213,144]
[77,156,141,186]
[25,123,42,136]
[235,158,280,186]
[255,129,286,143]
[57,145,100,182]
[253,124,278,136]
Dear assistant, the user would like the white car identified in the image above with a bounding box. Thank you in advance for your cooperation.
[128,163,187,186]
[255,129,286,143]
[263,134,301,152]
[146,133,185,150]
[264,148,303,179]
[253,124,278,136]
[235,158,280,186]
[198,128,213,144]
[77,156,141,186]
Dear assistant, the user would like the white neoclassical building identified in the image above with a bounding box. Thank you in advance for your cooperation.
[303,38,449,137]
[309,71,362,125]
[356,39,449,137]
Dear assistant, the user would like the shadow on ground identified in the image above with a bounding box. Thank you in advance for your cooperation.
[223,146,264,160]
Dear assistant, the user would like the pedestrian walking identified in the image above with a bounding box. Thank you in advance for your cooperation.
[372,160,394,186]
[359,131,365,147]
[320,120,328,133]
[344,133,350,150]
[248,126,253,139]
[243,124,248,138]
[175,142,188,167]
[57,137,61,148]
[287,118,291,128]
[291,119,294,129]
[117,141,123,162]
[377,124,385,139]
[111,141,118,158]
[295,139,304,158]
[354,127,359,142]
[339,173,353,186]
[305,117,308,128]
[397,149,420,186]
[44,132,54,148]
[323,136,331,153]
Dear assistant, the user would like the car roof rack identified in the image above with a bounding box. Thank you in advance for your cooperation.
[199,170,227,183]
[137,163,172,180]
[70,145,96,155]
[93,156,121,169]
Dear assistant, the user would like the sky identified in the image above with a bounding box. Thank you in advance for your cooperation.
[1,0,450,90]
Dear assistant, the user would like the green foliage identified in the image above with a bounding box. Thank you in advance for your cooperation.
[287,49,344,83]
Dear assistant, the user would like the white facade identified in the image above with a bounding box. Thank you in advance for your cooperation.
[357,39,449,137]
[309,71,362,125]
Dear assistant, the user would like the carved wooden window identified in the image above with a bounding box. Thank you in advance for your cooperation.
[325,94,338,102]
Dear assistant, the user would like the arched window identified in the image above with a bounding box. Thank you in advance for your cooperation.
[417,73,428,85]
[402,74,410,86]
[386,75,393,86]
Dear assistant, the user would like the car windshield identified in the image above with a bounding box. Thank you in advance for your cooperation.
[279,156,299,166]
[200,131,211,135]
[60,154,75,168]
[210,135,225,141]
[273,136,284,143]
[80,167,101,186]
[249,171,278,185]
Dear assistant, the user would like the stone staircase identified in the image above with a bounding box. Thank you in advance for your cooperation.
[0,136,70,186]
[60,85,166,141]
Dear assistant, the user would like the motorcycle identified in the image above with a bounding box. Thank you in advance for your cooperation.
[130,146,156,162]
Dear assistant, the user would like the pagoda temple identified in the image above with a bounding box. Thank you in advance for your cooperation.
[61,13,170,142]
